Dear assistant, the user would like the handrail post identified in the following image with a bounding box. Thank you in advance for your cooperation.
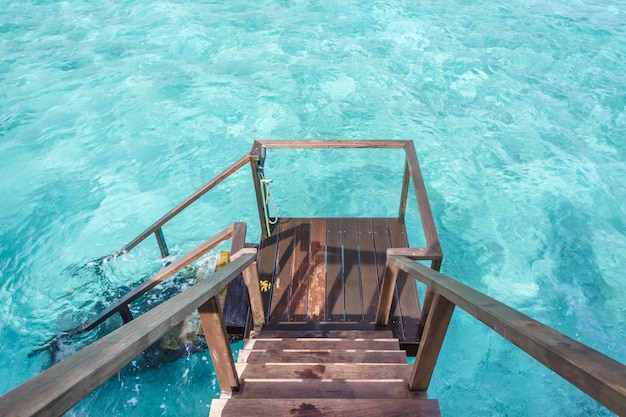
[398,159,410,221]
[155,227,169,258]
[409,292,455,391]
[375,254,400,326]
[198,296,240,396]
[242,260,265,334]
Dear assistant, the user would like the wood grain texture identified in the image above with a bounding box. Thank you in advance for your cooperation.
[243,338,400,351]
[236,363,411,380]
[210,398,441,417]
[289,219,311,321]
[237,349,407,364]
[270,219,296,321]
[325,218,344,322]
[342,219,363,322]
[356,219,379,322]
[308,218,326,321]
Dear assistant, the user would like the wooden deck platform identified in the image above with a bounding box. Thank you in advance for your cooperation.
[256,217,423,354]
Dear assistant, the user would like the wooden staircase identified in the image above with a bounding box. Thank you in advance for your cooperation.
[209,327,441,417]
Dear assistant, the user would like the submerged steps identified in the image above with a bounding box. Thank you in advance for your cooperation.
[209,327,441,417]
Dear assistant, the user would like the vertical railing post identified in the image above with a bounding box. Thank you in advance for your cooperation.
[242,260,265,334]
[155,227,170,258]
[375,254,400,326]
[398,159,410,222]
[198,296,240,396]
[409,292,455,391]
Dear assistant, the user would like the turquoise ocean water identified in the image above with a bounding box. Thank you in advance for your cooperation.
[1,1,625,415]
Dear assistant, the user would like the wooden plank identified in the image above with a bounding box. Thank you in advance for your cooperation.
[258,140,409,149]
[269,219,295,321]
[289,219,311,321]
[0,253,256,417]
[357,219,379,321]
[371,219,403,340]
[398,159,410,221]
[258,330,393,339]
[222,222,249,330]
[325,218,344,322]
[257,225,279,319]
[241,262,264,330]
[199,297,240,395]
[243,338,400,351]
[238,350,407,364]
[235,380,414,399]
[210,398,441,417]
[343,219,363,322]
[409,294,454,391]
[388,219,421,343]
[308,218,326,321]
[391,255,626,415]
[375,262,400,327]
[236,363,411,380]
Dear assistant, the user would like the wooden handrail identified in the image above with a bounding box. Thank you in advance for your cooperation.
[257,139,410,149]
[378,254,626,416]
[0,250,258,417]
[65,223,243,336]
[118,154,251,255]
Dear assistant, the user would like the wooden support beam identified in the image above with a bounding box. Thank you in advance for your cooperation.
[409,293,455,391]
[403,141,441,254]
[374,259,400,327]
[242,260,265,332]
[398,159,410,221]
[199,297,240,396]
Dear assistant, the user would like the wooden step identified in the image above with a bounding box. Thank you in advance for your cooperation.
[257,329,393,339]
[236,362,411,380]
[244,338,400,350]
[210,398,441,417]
[237,349,407,364]
[235,379,416,399]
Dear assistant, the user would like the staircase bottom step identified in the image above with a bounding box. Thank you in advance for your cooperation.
[210,398,441,417]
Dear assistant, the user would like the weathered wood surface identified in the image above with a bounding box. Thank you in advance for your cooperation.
[257,140,410,149]
[222,222,250,331]
[235,379,416,399]
[210,398,441,417]
[199,296,240,395]
[390,255,626,416]
[235,363,411,380]
[211,324,440,417]
[0,251,257,417]
[243,338,400,351]
[238,349,407,364]
[258,218,423,349]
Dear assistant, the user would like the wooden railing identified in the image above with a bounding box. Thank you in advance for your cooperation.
[0,244,264,417]
[250,140,443,271]
[376,253,626,416]
[65,222,248,336]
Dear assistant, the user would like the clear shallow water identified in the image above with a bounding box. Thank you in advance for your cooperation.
[1,0,625,416]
